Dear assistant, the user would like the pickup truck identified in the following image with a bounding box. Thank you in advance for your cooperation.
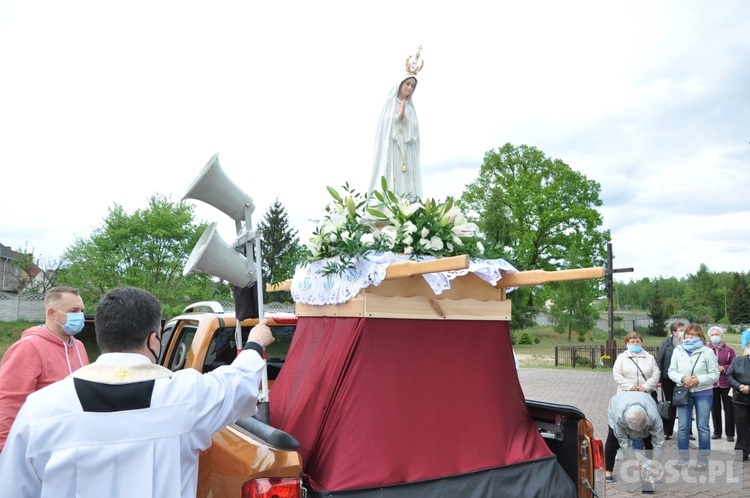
[157,297,606,498]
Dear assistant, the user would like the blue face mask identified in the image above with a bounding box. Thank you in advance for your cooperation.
[683,337,703,352]
[710,336,722,345]
[678,331,685,339]
[628,345,643,354]
[55,311,85,336]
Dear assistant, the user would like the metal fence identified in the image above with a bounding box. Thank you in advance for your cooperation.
[554,345,660,368]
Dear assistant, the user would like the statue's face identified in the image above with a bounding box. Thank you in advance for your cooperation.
[398,78,417,100]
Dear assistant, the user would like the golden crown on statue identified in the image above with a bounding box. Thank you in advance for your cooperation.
[405,45,424,76]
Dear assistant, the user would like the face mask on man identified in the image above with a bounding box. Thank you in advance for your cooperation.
[628,345,643,354]
[678,331,685,340]
[54,310,85,336]
[710,336,722,345]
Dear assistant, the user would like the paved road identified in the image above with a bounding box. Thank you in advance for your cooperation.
[518,367,749,497]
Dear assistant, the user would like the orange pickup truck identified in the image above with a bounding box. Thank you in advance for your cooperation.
[158,299,605,498]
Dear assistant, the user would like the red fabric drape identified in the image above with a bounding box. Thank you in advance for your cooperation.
[270,317,553,492]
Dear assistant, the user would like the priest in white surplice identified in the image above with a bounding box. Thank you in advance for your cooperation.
[0,287,275,498]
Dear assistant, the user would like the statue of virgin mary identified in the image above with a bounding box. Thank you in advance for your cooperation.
[368,48,424,198]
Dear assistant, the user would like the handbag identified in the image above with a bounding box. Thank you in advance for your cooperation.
[672,386,689,406]
[672,352,702,407]
[657,387,671,419]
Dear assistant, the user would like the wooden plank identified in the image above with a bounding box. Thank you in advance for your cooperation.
[497,267,605,288]
[366,272,505,302]
[363,294,511,321]
[383,254,470,279]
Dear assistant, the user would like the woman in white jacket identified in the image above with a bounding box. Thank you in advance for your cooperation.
[668,324,720,469]
[612,332,661,395]
[605,332,661,482]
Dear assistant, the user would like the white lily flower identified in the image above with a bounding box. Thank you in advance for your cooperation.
[380,225,398,242]
[452,222,479,237]
[421,227,430,238]
[360,233,375,246]
[341,231,351,241]
[403,234,413,245]
[402,221,417,234]
[446,206,461,223]
[398,198,423,218]
[329,201,345,215]
[327,212,346,230]
[452,210,467,226]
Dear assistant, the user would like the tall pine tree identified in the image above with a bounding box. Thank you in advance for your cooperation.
[648,282,668,337]
[685,264,722,322]
[728,272,750,324]
[256,199,300,303]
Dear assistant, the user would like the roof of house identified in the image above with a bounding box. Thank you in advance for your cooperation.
[0,243,42,277]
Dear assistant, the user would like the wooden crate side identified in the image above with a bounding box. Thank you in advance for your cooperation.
[363,294,511,321]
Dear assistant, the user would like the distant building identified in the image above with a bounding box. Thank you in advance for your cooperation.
[0,243,41,293]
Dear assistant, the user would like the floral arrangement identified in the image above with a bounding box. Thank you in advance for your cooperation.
[305,177,485,275]
[598,354,612,368]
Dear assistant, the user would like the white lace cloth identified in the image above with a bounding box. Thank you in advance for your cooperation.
[291,252,518,306]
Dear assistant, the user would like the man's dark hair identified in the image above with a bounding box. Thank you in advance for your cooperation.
[95,287,162,353]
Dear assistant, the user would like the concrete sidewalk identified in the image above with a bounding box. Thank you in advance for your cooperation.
[518,367,748,497]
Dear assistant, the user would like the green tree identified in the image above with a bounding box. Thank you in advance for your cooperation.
[728,272,750,324]
[548,243,600,341]
[549,279,599,342]
[684,264,722,322]
[461,143,610,328]
[648,282,668,337]
[256,199,302,303]
[60,194,218,318]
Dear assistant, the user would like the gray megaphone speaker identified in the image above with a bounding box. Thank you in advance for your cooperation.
[183,153,255,222]
[183,222,256,287]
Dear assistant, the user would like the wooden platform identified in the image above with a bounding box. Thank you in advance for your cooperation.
[295,271,512,321]
[268,256,605,322]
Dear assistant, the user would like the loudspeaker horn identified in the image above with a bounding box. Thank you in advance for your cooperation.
[182,153,255,222]
[183,222,256,288]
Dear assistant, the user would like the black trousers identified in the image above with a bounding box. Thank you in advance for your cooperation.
[605,426,653,472]
[712,386,734,438]
[733,402,750,460]
[662,379,678,437]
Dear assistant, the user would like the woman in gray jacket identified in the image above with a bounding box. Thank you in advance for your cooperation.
[668,324,719,468]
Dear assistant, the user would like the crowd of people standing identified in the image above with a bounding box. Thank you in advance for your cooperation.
[606,321,750,487]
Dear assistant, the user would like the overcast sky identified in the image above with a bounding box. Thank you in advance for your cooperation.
[1,1,748,284]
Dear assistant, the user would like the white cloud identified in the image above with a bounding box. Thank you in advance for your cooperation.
[1,0,749,285]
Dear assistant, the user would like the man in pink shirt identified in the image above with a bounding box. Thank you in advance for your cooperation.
[0,286,89,452]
